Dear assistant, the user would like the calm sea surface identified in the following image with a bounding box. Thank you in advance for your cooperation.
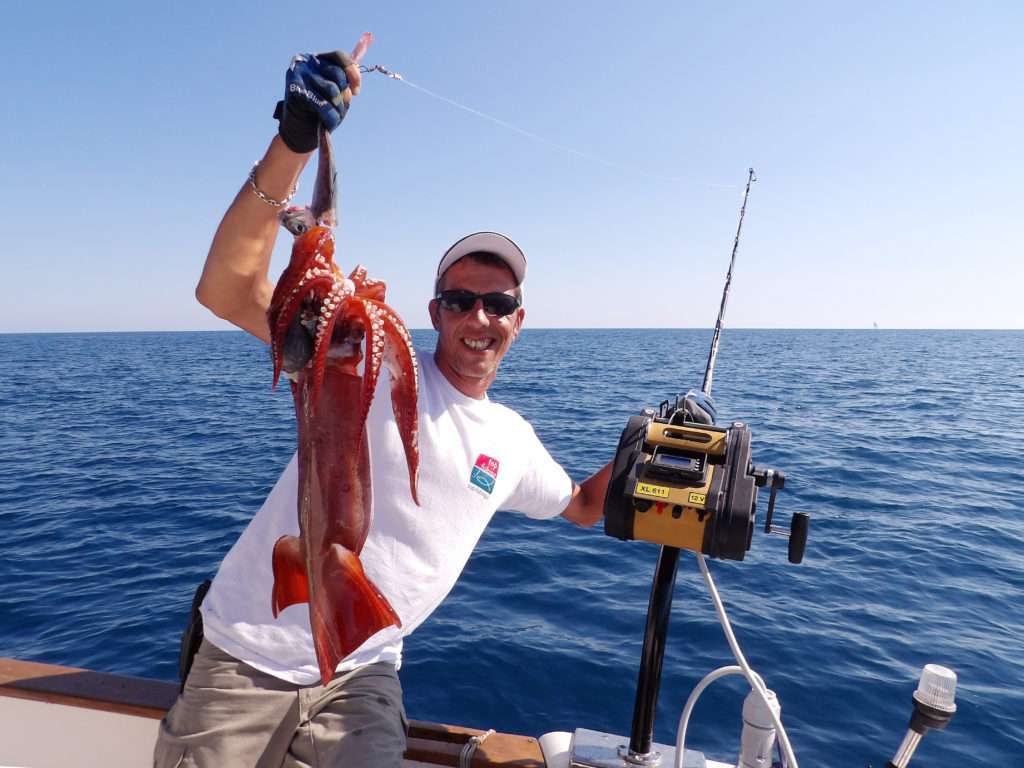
[1,329,1022,766]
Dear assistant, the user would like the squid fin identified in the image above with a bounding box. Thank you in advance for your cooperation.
[271,535,309,616]
[311,544,401,686]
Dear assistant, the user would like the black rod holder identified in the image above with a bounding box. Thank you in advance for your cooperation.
[628,545,682,756]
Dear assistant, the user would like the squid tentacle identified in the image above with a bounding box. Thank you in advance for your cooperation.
[350,264,387,303]
[269,229,334,309]
[269,274,337,388]
[354,297,385,452]
[306,279,358,410]
[367,298,420,505]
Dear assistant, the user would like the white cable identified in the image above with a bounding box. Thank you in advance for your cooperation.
[674,666,764,768]
[693,552,799,768]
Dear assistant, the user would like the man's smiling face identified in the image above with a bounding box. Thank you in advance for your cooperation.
[429,257,525,399]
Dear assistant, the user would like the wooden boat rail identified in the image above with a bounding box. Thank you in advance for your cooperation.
[0,657,546,767]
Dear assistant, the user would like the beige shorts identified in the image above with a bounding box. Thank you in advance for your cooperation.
[153,639,408,767]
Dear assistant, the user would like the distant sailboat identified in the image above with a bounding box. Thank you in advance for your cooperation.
[873,321,879,329]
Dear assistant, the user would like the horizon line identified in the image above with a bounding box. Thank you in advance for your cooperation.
[3,327,1022,335]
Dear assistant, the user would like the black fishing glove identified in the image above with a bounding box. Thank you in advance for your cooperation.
[274,51,355,153]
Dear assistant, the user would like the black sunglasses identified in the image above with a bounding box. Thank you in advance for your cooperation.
[436,289,520,317]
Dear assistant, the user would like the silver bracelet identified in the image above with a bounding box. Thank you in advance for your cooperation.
[248,162,297,207]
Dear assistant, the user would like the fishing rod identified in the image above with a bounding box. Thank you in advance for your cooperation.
[588,168,809,767]
[702,167,756,396]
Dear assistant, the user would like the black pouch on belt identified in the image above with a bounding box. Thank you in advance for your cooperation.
[178,579,212,692]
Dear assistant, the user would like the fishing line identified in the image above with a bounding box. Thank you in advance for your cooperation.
[360,64,740,190]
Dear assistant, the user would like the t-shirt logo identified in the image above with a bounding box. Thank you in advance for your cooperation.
[469,454,500,496]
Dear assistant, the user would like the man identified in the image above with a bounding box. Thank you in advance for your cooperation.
[155,51,610,767]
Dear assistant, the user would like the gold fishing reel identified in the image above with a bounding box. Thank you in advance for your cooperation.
[603,397,808,563]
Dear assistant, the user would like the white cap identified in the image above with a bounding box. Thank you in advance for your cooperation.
[913,664,957,713]
[435,232,527,288]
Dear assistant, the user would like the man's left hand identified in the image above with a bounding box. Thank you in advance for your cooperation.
[274,51,362,154]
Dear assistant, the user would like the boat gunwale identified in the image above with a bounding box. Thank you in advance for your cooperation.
[0,657,546,767]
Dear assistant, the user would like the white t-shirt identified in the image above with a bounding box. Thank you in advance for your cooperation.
[201,349,574,685]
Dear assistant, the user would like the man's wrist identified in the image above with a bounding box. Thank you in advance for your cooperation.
[248,163,297,208]
[274,99,320,154]
[246,136,310,203]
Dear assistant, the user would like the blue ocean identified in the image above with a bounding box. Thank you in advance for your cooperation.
[1,329,1022,766]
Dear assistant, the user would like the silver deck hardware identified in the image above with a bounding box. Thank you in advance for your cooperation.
[568,728,706,768]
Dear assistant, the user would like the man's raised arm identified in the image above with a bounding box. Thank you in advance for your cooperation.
[196,138,310,343]
[195,51,362,342]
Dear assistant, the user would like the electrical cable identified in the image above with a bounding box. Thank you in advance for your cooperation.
[674,666,763,768]
[688,552,799,768]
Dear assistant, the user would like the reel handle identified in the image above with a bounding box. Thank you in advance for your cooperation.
[788,512,810,564]
[754,468,810,564]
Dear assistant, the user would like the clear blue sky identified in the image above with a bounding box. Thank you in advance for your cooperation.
[2,2,1020,331]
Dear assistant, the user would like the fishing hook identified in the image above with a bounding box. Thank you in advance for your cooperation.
[359,64,404,80]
